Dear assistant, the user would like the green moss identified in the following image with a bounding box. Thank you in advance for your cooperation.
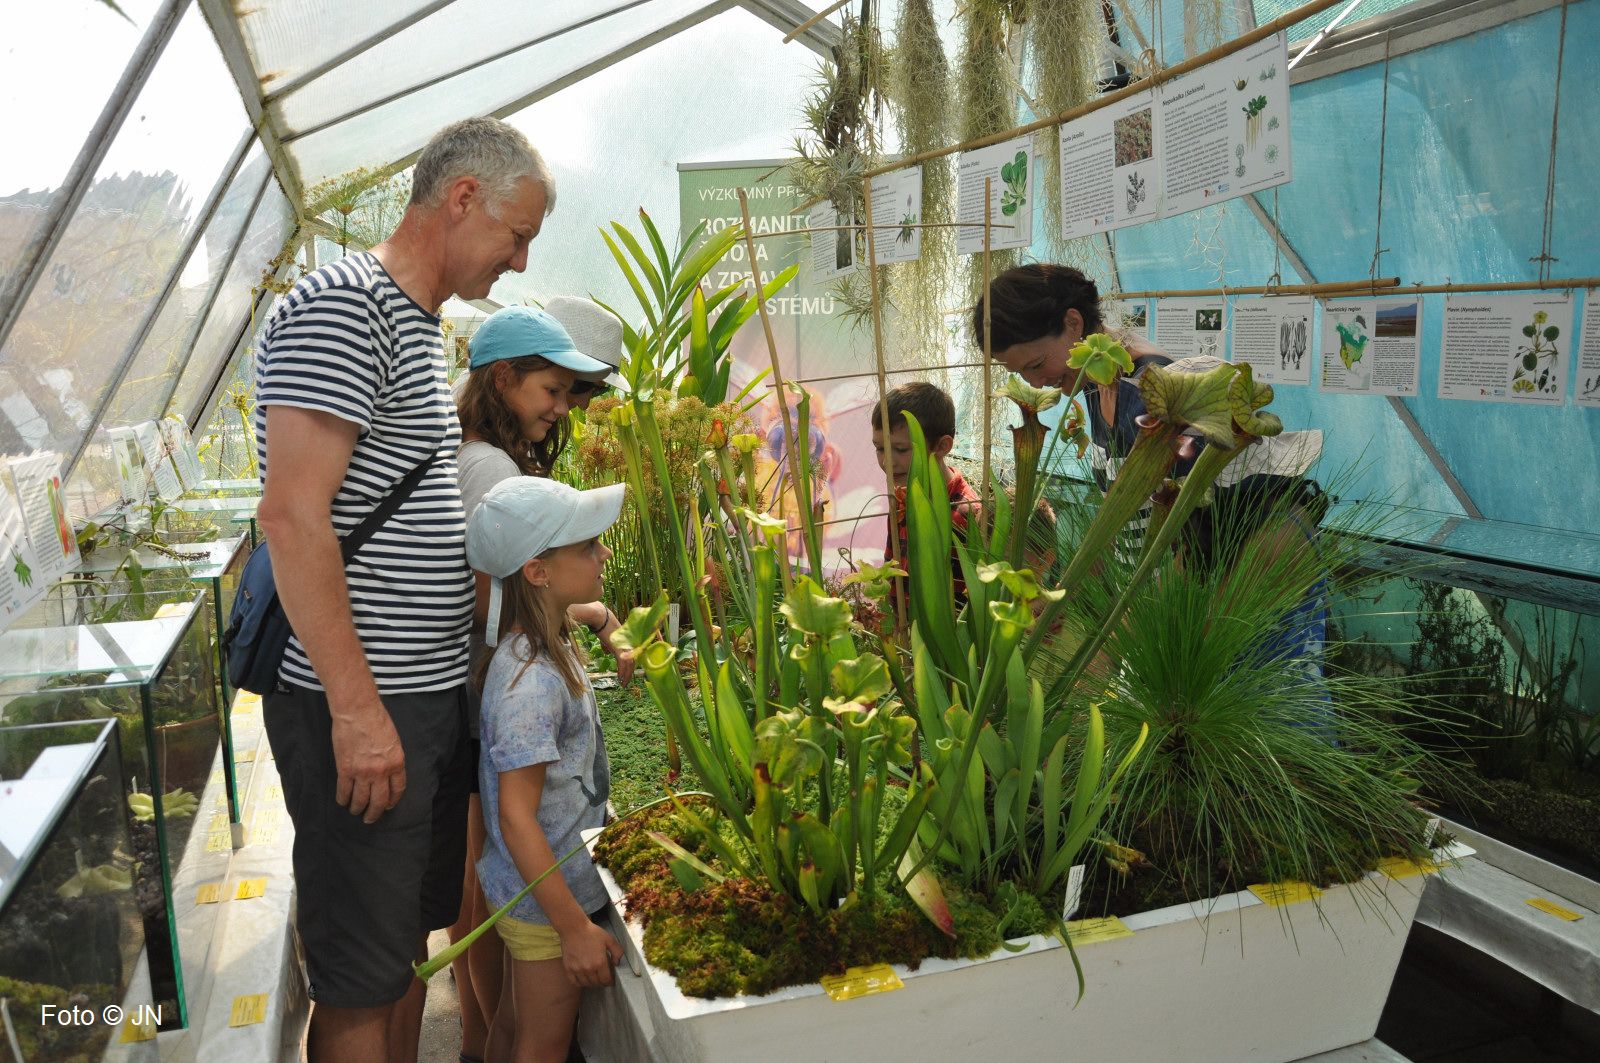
[597,684,702,814]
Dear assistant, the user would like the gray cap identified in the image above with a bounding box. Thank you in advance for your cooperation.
[545,295,625,387]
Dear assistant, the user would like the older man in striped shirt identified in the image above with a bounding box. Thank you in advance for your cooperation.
[255,117,554,1063]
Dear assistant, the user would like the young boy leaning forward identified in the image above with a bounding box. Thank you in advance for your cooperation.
[869,382,982,599]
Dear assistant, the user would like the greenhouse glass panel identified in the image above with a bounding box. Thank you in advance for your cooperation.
[104,145,272,428]
[487,6,831,311]
[0,1,160,284]
[273,1,680,138]
[288,0,728,188]
[0,5,247,465]
[169,186,296,426]
[1254,0,1420,42]
[234,0,455,98]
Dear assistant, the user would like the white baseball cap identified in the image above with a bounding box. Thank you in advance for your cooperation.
[544,295,625,388]
[466,476,626,645]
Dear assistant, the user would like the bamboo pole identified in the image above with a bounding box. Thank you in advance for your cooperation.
[864,0,1355,178]
[770,361,990,388]
[980,177,993,531]
[1114,277,1403,299]
[1389,277,1600,296]
[737,189,817,576]
[861,173,910,636]
[782,0,851,44]
[747,220,1018,239]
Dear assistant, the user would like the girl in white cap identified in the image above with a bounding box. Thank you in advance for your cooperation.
[465,475,628,1062]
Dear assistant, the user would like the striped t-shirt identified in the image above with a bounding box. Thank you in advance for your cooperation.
[254,251,472,693]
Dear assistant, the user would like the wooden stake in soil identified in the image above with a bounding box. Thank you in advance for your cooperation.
[980,176,994,532]
[737,189,819,577]
[861,173,909,637]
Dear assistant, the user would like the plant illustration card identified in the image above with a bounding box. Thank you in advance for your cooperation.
[868,167,923,265]
[956,133,1035,254]
[1057,91,1162,240]
[160,415,206,490]
[133,419,184,501]
[108,425,149,506]
[1229,296,1313,384]
[809,200,857,282]
[1438,293,1573,404]
[1153,297,1227,359]
[0,476,44,632]
[1571,295,1600,408]
[1159,34,1290,219]
[6,453,80,592]
[1319,297,1421,396]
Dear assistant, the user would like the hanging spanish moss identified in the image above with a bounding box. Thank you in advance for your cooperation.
[1024,0,1101,256]
[887,0,954,369]
[957,1,1023,301]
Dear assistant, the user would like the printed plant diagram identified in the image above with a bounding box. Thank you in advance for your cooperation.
[999,150,1028,217]
[1512,309,1560,395]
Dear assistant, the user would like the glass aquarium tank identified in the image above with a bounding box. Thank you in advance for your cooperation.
[0,597,228,1029]
[0,719,159,1061]
[1330,511,1600,883]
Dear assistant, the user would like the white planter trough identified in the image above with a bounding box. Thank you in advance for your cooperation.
[578,834,1472,1063]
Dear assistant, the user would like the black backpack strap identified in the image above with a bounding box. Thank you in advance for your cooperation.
[339,455,437,563]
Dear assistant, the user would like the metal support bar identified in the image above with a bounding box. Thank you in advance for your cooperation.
[0,0,191,354]
[280,0,658,145]
[737,0,844,57]
[197,0,308,229]
[65,129,257,480]
[187,249,295,429]
[153,171,276,420]
[261,0,462,103]
[1289,0,1565,83]
[1385,396,1483,519]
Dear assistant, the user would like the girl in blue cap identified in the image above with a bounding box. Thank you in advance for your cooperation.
[466,475,628,1063]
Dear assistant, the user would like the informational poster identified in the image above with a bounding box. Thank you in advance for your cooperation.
[7,453,80,592]
[1229,296,1313,384]
[1439,293,1574,404]
[868,166,923,265]
[133,420,184,501]
[1058,92,1162,240]
[956,134,1035,254]
[1319,297,1422,396]
[809,201,857,282]
[108,426,148,505]
[1578,297,1600,409]
[0,476,44,631]
[1153,298,1227,359]
[159,415,206,491]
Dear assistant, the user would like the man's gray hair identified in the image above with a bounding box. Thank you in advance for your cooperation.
[411,117,556,215]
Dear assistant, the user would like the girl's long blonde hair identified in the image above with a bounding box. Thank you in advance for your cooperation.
[475,555,588,697]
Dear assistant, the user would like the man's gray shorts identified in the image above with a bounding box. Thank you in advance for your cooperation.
[264,684,470,1008]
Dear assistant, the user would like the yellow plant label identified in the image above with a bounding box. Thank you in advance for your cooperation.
[1066,916,1134,945]
[251,825,278,845]
[153,603,190,619]
[210,812,230,831]
[229,994,269,1027]
[235,878,267,900]
[204,831,232,853]
[196,883,223,905]
[235,748,256,764]
[1526,897,1584,921]
[1375,855,1439,880]
[232,691,262,713]
[119,1014,157,1043]
[1248,881,1324,907]
[820,964,904,1001]
[265,783,283,801]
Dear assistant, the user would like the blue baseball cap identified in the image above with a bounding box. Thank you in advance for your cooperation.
[468,305,611,374]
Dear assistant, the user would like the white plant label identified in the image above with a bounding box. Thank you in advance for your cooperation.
[809,201,857,282]
[1058,91,1162,240]
[1319,297,1421,397]
[1154,298,1227,359]
[0,475,44,632]
[1064,864,1086,920]
[108,426,149,506]
[869,167,923,265]
[1576,296,1600,409]
[1159,34,1291,218]
[160,415,206,490]
[133,420,184,501]
[1439,293,1574,404]
[956,134,1035,255]
[6,453,80,593]
[1229,296,1314,385]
